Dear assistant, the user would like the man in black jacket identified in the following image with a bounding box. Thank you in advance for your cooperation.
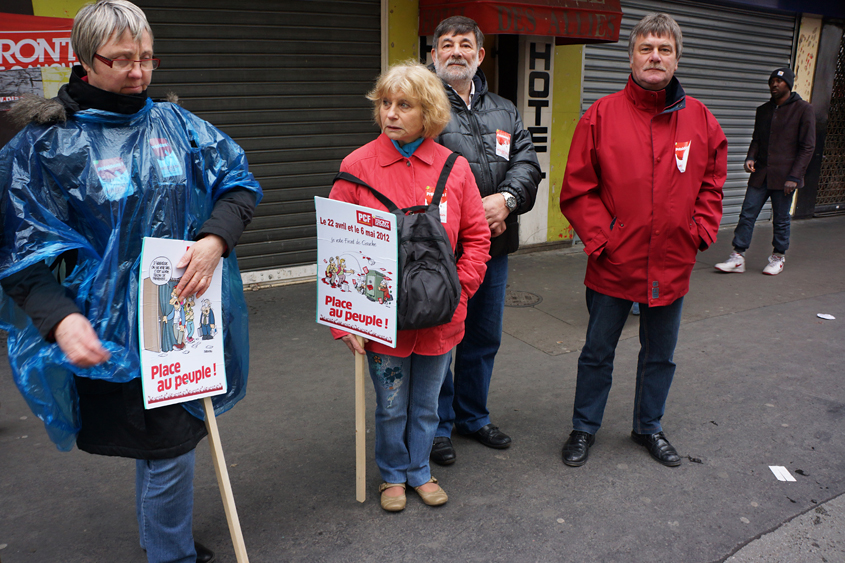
[715,67,815,276]
[429,16,541,466]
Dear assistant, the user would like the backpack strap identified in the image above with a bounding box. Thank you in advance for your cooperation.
[333,151,459,214]
[333,171,400,213]
[430,152,459,207]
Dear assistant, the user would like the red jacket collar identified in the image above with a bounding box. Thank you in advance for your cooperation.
[376,133,437,167]
[624,75,685,115]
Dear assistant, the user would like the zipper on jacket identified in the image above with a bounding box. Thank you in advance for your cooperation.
[466,108,496,195]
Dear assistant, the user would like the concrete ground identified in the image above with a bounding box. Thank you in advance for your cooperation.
[1,216,844,563]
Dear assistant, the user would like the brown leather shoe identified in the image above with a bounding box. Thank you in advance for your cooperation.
[379,482,406,512]
[413,477,448,506]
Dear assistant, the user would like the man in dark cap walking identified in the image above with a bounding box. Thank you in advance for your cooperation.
[715,67,815,276]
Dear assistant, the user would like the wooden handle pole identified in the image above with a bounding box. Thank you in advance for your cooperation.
[355,336,366,503]
[203,397,249,562]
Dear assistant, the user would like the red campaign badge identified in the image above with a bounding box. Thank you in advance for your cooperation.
[674,141,691,173]
[496,130,511,159]
[150,138,172,158]
[424,185,448,223]
[94,157,132,200]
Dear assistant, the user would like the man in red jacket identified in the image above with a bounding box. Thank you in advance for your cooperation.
[559,13,727,467]
[715,67,815,276]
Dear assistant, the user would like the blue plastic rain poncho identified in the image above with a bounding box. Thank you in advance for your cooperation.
[0,97,263,450]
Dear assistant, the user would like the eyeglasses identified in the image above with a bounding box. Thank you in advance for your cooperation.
[94,53,160,70]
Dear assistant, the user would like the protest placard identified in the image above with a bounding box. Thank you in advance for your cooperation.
[138,237,226,409]
[315,196,398,348]
[316,196,398,502]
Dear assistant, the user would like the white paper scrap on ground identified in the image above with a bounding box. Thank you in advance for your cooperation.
[817,313,836,320]
[770,466,796,482]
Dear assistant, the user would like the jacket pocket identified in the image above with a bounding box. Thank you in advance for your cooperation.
[603,219,627,265]
[688,218,700,247]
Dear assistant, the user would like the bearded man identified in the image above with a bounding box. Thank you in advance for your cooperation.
[427,15,541,466]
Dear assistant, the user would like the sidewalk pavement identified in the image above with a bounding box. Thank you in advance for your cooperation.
[2,216,844,563]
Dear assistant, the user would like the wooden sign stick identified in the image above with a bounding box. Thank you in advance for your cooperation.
[355,335,366,503]
[202,397,250,562]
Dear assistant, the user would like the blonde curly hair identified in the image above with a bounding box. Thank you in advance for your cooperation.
[366,61,452,139]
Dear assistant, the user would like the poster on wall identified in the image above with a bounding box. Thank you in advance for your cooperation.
[315,196,398,347]
[0,13,76,110]
[138,237,227,409]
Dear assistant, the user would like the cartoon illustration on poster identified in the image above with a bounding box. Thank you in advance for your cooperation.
[315,197,398,347]
[138,237,226,409]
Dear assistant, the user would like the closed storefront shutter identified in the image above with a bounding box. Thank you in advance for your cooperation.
[582,0,796,226]
[138,0,381,271]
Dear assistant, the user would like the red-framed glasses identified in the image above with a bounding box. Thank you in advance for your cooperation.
[94,53,161,70]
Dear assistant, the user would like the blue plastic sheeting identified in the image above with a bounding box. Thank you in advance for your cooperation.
[0,98,263,451]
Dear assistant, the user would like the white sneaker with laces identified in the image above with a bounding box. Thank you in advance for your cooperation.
[763,254,785,275]
[715,251,746,273]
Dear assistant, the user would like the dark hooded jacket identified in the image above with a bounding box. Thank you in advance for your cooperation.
[432,67,541,257]
[746,91,815,190]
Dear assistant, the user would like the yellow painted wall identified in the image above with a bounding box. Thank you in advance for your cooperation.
[547,44,582,242]
[32,0,86,19]
[387,0,419,65]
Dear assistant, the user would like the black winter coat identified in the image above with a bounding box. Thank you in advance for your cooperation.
[746,91,815,190]
[434,68,541,257]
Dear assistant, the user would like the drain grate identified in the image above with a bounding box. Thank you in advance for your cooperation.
[504,290,542,308]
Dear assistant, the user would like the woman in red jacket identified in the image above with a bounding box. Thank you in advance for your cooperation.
[330,62,490,512]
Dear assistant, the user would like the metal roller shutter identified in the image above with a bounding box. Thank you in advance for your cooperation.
[581,0,796,226]
[138,0,381,271]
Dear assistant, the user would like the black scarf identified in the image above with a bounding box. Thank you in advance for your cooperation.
[56,65,148,115]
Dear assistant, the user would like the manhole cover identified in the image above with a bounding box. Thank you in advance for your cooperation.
[504,290,542,308]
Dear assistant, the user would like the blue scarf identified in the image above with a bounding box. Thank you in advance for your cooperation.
[392,137,424,157]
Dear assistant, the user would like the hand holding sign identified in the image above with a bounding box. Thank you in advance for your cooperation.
[175,234,227,299]
[341,334,368,354]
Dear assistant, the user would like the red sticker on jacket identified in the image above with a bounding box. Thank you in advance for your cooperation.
[675,141,691,173]
[496,130,511,159]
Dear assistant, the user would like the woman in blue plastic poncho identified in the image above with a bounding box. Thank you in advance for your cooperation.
[0,1,261,562]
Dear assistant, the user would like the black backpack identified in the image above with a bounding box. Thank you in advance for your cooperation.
[333,152,462,330]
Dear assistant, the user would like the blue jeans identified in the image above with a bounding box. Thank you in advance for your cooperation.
[136,450,197,563]
[572,288,684,435]
[732,182,791,254]
[367,351,451,487]
[437,253,508,436]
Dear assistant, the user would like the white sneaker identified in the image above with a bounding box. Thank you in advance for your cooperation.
[763,254,785,275]
[715,251,745,273]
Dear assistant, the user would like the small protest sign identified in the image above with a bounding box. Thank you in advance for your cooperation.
[315,196,398,347]
[139,237,226,409]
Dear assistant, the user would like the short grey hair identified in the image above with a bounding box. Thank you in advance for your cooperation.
[628,13,683,61]
[72,0,153,68]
